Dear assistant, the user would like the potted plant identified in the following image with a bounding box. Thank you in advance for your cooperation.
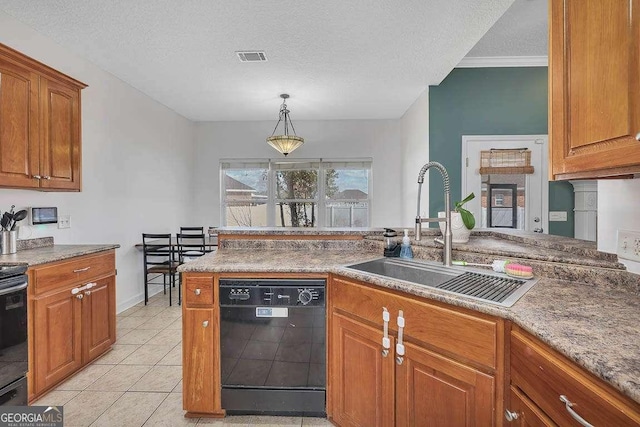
[439,192,475,243]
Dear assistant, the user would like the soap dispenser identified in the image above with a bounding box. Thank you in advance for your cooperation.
[399,229,413,259]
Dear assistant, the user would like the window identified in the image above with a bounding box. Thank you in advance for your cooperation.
[221,159,371,227]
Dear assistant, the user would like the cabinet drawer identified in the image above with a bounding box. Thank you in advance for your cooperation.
[331,276,498,369]
[32,251,115,295]
[510,328,640,426]
[184,274,214,307]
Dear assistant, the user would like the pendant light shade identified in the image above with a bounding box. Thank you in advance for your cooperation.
[267,94,304,156]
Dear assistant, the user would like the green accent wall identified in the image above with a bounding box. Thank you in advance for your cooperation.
[428,67,574,237]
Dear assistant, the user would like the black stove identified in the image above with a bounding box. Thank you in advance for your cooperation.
[0,263,28,406]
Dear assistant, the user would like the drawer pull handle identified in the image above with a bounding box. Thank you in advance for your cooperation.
[560,395,594,427]
[76,294,83,300]
[636,132,640,141]
[381,307,390,357]
[504,409,519,422]
[194,289,201,295]
[43,176,51,180]
[202,320,209,328]
[73,267,91,273]
[33,175,41,180]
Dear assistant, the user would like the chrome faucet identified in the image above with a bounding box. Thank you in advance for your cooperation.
[415,161,452,267]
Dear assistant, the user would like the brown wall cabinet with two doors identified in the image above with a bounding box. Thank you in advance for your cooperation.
[0,43,86,191]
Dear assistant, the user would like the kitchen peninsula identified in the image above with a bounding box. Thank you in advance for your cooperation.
[179,228,640,426]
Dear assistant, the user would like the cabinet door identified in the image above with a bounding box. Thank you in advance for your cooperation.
[39,77,81,190]
[0,56,39,188]
[395,341,494,427]
[506,386,556,427]
[82,276,116,363]
[550,0,640,179]
[329,313,395,427]
[183,307,220,415]
[33,288,82,394]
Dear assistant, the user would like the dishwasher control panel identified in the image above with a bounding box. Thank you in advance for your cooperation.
[219,279,325,307]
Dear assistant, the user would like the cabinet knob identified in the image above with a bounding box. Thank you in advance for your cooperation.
[636,132,640,141]
[43,176,51,180]
[194,289,201,296]
[76,294,84,300]
[504,410,519,422]
[85,291,91,296]
[202,320,209,328]
[32,175,41,180]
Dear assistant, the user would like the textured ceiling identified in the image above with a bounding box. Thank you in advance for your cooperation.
[466,0,547,57]
[0,0,515,121]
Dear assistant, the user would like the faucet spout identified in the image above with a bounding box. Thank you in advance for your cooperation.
[415,161,452,266]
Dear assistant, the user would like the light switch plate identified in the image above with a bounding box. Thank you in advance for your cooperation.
[549,211,567,222]
[58,215,70,229]
[617,230,640,262]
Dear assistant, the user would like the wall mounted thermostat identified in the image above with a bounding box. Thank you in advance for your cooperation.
[29,207,58,225]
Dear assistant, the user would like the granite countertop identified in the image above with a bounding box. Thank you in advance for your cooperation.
[217,226,383,236]
[0,244,120,267]
[180,248,640,404]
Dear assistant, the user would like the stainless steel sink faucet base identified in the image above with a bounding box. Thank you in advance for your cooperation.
[415,161,452,267]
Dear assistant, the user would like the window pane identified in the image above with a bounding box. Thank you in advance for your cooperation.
[326,202,369,227]
[326,169,369,201]
[274,202,317,227]
[223,168,268,227]
[480,174,525,229]
[275,170,318,199]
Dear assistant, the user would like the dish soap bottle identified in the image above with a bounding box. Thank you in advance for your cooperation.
[399,229,413,259]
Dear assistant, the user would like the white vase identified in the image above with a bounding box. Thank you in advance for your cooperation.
[438,211,471,243]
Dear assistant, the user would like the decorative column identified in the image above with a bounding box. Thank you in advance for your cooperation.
[569,180,597,241]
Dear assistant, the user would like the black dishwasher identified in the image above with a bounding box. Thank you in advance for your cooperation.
[219,278,325,416]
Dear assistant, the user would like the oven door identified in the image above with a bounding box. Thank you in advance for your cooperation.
[220,305,326,415]
[0,275,28,393]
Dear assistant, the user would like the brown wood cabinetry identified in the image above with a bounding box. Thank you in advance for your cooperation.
[182,273,224,418]
[328,275,502,427]
[0,43,85,191]
[507,326,640,426]
[28,250,116,401]
[549,0,640,179]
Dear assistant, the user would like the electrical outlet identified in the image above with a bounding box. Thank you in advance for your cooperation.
[617,230,640,262]
[58,215,70,229]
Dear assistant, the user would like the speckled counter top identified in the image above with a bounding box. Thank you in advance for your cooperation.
[0,244,119,266]
[180,247,640,404]
[216,226,382,236]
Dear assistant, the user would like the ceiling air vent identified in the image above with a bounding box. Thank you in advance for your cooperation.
[236,51,267,62]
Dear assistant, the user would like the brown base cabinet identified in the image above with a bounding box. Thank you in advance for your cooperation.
[182,273,225,418]
[29,251,116,401]
[506,326,640,426]
[328,275,503,427]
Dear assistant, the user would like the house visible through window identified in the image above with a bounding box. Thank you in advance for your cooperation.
[221,159,371,227]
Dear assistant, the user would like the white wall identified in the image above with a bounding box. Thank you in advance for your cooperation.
[193,120,403,228]
[597,179,640,274]
[0,11,196,311]
[399,89,430,224]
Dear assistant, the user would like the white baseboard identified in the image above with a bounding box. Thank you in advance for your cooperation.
[116,288,164,314]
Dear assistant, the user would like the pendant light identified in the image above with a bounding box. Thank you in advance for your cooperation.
[266,94,304,156]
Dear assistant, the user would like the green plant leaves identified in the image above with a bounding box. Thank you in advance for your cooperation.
[454,192,475,229]
[458,207,475,230]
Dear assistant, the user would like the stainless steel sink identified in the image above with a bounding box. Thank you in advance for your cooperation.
[345,258,537,307]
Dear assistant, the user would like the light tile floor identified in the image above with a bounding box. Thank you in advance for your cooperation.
[32,291,333,427]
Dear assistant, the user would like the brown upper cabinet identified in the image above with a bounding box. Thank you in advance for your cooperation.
[0,43,86,191]
[549,0,640,180]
